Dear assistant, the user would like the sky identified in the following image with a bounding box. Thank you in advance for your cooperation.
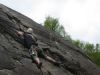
[0,0,100,44]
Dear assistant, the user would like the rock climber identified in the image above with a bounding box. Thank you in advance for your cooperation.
[16,28,60,69]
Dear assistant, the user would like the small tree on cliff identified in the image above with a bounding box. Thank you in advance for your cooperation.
[44,16,71,40]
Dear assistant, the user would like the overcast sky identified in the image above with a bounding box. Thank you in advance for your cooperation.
[0,0,100,44]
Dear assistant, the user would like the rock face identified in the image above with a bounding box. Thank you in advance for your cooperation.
[0,4,99,75]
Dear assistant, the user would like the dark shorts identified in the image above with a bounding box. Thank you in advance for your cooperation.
[29,45,45,59]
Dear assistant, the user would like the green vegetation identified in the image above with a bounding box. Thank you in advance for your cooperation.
[43,16,100,66]
[44,16,71,40]
[73,40,100,66]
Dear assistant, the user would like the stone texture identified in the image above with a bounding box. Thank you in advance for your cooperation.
[0,4,100,75]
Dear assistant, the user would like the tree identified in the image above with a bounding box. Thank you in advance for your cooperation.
[84,43,95,53]
[44,16,59,32]
[95,44,100,52]
[72,40,85,50]
[44,16,71,40]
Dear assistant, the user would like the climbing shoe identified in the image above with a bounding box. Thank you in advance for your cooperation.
[54,62,61,66]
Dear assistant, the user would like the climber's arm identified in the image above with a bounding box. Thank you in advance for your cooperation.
[16,31,24,37]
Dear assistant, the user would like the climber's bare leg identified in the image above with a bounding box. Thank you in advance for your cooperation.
[42,49,61,66]
[30,46,42,68]
[45,55,56,63]
[34,57,41,65]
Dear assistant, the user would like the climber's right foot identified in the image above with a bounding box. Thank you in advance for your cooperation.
[37,62,42,69]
